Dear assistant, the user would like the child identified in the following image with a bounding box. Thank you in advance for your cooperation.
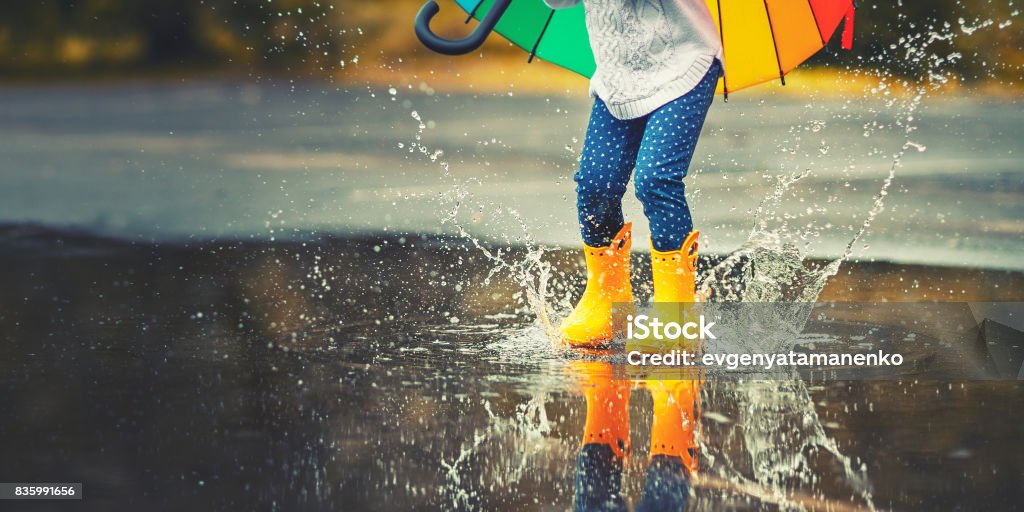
[545,0,723,346]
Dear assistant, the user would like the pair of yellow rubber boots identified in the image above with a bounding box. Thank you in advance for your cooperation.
[560,222,701,347]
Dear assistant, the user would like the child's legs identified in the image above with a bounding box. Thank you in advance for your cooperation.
[633,61,720,252]
[575,98,646,248]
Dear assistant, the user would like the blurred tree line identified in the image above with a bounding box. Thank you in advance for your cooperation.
[822,0,1022,85]
[0,0,352,76]
[0,0,1019,84]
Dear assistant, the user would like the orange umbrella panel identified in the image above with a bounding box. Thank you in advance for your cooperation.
[709,0,855,96]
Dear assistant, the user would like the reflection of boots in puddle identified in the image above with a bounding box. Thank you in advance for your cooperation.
[571,360,630,512]
[637,380,700,512]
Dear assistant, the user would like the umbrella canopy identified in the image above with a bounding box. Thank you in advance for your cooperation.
[416,0,856,97]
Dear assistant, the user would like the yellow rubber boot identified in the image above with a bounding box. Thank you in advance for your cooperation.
[648,380,701,476]
[631,231,701,360]
[561,223,634,347]
[571,360,631,458]
[651,230,700,303]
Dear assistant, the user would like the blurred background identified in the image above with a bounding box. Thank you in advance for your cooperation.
[0,1,1021,87]
[0,1,1022,268]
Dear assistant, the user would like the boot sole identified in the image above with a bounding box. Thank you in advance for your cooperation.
[562,335,613,349]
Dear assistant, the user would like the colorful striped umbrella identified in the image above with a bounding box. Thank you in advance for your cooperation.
[415,0,856,98]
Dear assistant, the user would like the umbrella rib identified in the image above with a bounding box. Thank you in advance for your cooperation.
[762,0,786,85]
[716,0,728,100]
[465,0,484,23]
[805,0,827,46]
[528,9,557,63]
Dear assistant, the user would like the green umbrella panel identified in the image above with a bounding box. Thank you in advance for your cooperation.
[418,0,596,77]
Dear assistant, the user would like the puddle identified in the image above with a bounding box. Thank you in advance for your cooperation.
[2,226,1023,510]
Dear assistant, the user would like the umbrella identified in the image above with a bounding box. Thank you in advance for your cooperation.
[414,0,856,98]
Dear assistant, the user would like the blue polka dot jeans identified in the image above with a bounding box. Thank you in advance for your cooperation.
[575,59,721,252]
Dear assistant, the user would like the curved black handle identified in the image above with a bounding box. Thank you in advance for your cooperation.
[415,0,513,55]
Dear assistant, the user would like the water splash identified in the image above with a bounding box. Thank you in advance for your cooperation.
[406,110,564,345]
[690,12,985,511]
[438,396,562,509]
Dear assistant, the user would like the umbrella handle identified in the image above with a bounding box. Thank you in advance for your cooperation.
[415,0,512,55]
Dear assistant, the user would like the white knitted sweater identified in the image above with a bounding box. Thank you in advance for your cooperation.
[544,0,723,120]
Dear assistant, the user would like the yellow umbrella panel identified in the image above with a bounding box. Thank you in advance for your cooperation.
[709,0,856,95]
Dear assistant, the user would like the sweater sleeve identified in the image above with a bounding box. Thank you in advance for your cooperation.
[543,0,581,9]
